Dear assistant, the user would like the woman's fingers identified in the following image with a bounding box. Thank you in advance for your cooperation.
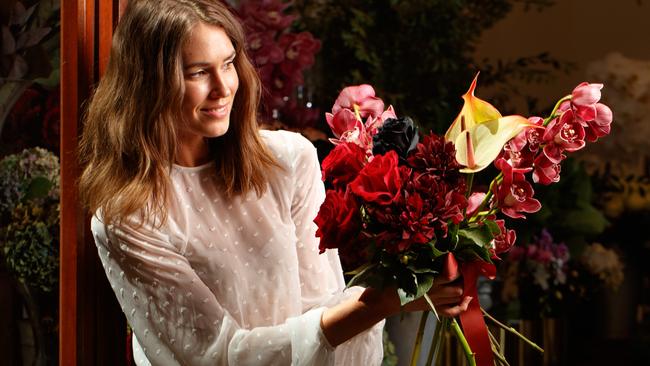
[433,274,460,286]
[428,282,463,300]
[437,296,472,318]
[434,296,462,306]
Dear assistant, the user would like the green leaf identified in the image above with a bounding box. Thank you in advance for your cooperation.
[415,273,434,298]
[427,240,448,258]
[458,224,495,247]
[346,262,377,288]
[23,176,53,201]
[484,219,501,236]
[397,272,435,306]
[457,244,494,264]
[344,262,373,276]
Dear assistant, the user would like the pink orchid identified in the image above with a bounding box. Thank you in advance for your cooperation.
[502,117,545,169]
[326,109,362,138]
[332,84,385,120]
[247,31,284,66]
[239,0,296,32]
[492,219,516,256]
[583,102,613,142]
[532,154,561,185]
[465,192,487,217]
[542,109,586,163]
[571,82,603,121]
[365,105,397,136]
[278,32,321,74]
[494,158,541,219]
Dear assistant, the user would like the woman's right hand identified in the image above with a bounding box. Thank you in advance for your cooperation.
[402,276,472,317]
[321,273,471,347]
[363,271,471,318]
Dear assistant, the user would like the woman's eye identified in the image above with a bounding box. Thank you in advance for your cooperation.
[188,70,207,78]
[224,61,234,70]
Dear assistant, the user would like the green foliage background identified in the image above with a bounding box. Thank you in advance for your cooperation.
[293,0,565,133]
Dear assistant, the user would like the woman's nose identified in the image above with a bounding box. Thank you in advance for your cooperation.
[209,75,230,99]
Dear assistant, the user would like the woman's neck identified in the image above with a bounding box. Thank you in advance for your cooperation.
[176,134,211,167]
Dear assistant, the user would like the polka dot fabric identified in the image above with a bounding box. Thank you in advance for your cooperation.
[91,130,384,365]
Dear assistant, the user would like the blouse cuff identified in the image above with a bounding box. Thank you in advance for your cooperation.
[287,307,335,366]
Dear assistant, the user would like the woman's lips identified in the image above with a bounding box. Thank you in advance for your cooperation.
[201,104,229,119]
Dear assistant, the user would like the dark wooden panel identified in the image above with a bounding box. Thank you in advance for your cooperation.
[60,0,126,365]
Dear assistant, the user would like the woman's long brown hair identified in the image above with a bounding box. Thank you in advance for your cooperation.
[79,0,279,226]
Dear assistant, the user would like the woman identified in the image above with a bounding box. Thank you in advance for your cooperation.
[79,0,470,364]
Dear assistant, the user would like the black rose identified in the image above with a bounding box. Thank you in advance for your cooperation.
[372,117,419,160]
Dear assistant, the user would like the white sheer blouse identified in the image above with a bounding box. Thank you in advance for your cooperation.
[90,130,384,365]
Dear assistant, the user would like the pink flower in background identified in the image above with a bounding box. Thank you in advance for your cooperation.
[239,0,296,31]
[494,158,541,219]
[238,1,322,129]
[278,32,321,74]
[248,31,284,66]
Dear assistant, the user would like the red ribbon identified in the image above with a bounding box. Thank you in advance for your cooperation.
[459,259,496,366]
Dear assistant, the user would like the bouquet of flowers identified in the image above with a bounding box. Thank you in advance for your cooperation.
[314,76,613,365]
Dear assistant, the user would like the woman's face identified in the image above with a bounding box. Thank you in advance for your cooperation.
[180,22,239,141]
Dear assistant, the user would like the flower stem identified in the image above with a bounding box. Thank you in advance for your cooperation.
[481,308,544,353]
[423,293,440,322]
[410,311,429,366]
[449,318,476,366]
[426,316,444,366]
[468,172,502,223]
[465,173,474,198]
[543,95,572,126]
[487,327,510,366]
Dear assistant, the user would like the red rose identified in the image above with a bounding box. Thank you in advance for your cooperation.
[349,150,403,205]
[321,142,366,190]
[314,189,361,253]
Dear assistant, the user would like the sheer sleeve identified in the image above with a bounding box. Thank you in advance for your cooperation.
[91,214,335,366]
[288,133,385,365]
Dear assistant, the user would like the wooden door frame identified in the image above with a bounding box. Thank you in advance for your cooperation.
[60,0,128,364]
